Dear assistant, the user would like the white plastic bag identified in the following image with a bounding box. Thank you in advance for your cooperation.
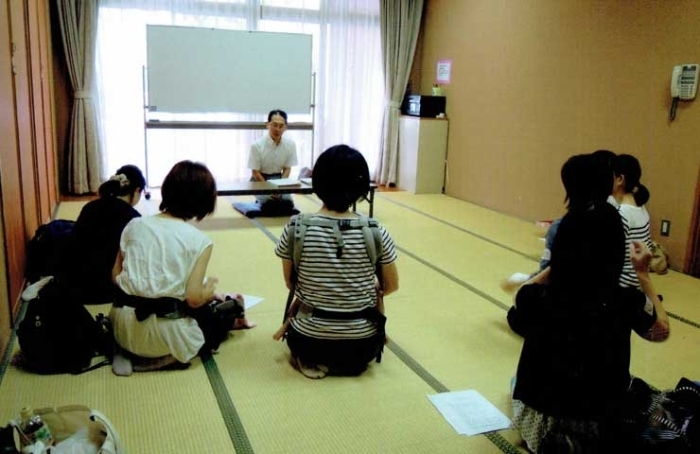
[52,426,98,454]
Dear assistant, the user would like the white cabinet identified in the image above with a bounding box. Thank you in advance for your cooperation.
[397,116,449,194]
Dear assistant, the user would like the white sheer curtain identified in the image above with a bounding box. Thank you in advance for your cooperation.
[94,0,383,188]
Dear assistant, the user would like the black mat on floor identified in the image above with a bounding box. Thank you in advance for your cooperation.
[231,202,299,218]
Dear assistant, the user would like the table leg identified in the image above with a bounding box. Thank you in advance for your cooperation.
[352,187,375,217]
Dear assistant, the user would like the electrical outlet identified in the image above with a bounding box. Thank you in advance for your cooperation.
[661,219,671,237]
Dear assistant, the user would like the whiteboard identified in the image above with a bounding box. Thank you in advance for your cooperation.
[146,25,313,114]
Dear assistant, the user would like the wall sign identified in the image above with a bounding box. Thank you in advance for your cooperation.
[436,59,452,84]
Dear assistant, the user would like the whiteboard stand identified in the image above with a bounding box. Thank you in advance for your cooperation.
[141,26,316,183]
[141,69,316,187]
[141,66,151,199]
[310,71,316,164]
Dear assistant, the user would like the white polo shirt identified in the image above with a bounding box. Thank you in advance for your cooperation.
[248,134,298,174]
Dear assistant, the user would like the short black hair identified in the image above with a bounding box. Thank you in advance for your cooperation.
[267,110,288,123]
[560,153,613,211]
[312,145,370,213]
[159,160,217,221]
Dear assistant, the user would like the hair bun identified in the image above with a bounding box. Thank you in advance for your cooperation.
[109,173,130,187]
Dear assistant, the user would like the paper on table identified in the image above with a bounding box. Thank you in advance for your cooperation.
[242,294,264,310]
[300,177,312,185]
[267,178,301,187]
[428,389,512,436]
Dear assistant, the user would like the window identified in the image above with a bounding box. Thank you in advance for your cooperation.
[95,0,382,187]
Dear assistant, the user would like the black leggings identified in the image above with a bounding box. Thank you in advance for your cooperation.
[286,327,384,376]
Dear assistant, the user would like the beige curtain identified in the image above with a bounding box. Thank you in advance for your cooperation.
[57,0,101,194]
[376,0,424,185]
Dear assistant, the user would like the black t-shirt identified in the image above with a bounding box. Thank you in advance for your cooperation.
[60,197,140,302]
[512,283,657,420]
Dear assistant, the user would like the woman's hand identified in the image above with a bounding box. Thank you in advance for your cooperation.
[630,241,652,274]
[203,276,219,298]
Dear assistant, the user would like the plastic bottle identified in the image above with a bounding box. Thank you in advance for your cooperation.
[18,407,53,447]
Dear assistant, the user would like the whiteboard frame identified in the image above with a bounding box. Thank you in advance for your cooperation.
[145,25,313,115]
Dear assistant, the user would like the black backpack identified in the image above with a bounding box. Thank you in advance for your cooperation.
[25,219,76,284]
[16,279,111,374]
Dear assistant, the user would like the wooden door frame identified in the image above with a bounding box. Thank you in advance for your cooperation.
[685,165,700,277]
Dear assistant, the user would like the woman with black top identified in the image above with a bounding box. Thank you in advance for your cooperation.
[510,153,669,452]
[61,165,146,304]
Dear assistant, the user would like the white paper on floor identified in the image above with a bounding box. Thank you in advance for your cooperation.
[428,389,512,436]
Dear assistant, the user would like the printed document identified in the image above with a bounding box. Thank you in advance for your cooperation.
[428,389,511,436]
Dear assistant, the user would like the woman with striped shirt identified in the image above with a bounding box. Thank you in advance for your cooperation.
[274,145,399,379]
[613,154,653,289]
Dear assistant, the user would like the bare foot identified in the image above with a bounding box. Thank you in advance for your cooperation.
[292,356,328,379]
[233,317,257,330]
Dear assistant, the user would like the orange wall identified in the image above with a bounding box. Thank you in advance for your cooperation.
[419,0,700,271]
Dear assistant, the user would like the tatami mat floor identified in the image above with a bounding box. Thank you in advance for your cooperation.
[1,192,698,453]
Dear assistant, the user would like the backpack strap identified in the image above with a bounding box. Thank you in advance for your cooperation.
[281,214,385,354]
[290,215,382,268]
[289,213,313,270]
[360,218,383,268]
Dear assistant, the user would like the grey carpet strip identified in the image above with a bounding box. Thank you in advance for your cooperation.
[202,354,255,454]
[251,217,521,454]
[378,193,700,331]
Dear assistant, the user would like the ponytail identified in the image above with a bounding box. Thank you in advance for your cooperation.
[633,184,650,206]
[98,165,146,198]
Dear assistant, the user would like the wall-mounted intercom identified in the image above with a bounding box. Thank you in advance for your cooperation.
[670,63,698,120]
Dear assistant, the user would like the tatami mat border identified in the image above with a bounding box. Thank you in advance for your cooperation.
[0,301,29,387]
[375,194,538,261]
[668,313,700,330]
[7,193,692,454]
[250,217,522,454]
[387,342,522,454]
[377,193,700,331]
[399,248,510,311]
[202,355,254,454]
[0,327,17,388]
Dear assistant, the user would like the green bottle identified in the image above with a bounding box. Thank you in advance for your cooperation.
[19,407,53,447]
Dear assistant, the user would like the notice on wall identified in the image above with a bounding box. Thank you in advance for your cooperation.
[436,59,452,84]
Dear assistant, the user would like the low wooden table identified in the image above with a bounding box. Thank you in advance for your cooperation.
[217,181,377,217]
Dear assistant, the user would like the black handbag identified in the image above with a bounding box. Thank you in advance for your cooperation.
[16,280,111,375]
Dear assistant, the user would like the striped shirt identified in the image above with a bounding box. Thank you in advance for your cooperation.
[618,204,652,289]
[275,214,398,340]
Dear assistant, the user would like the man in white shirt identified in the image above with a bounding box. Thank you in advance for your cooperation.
[248,109,298,212]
